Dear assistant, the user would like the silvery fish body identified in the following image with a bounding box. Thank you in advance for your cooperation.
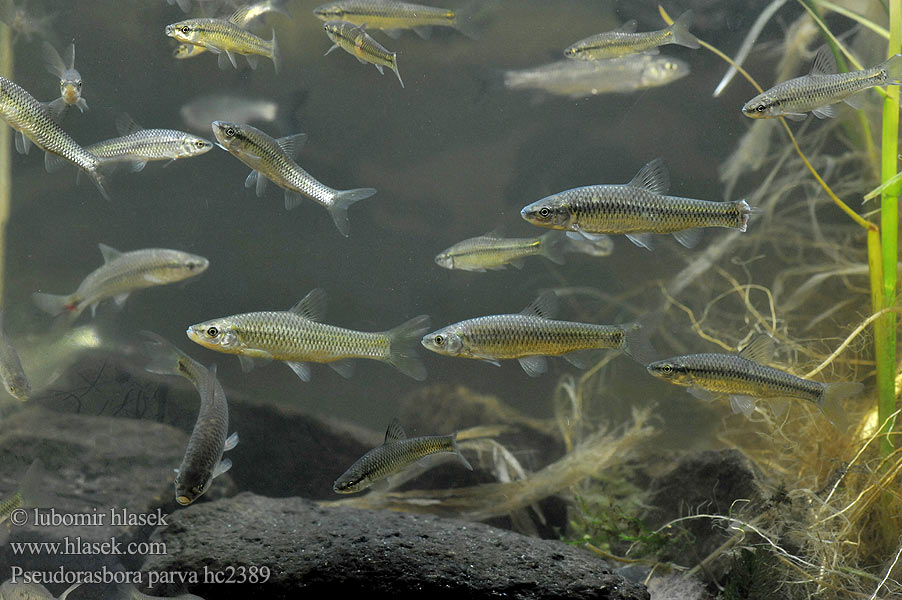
[42,42,88,119]
[180,94,278,131]
[0,313,29,401]
[32,244,209,321]
[520,158,751,250]
[87,119,213,170]
[172,0,289,60]
[435,230,565,272]
[333,419,472,493]
[421,291,649,376]
[564,11,699,60]
[187,288,431,381]
[742,49,902,120]
[141,333,236,506]
[0,75,108,198]
[211,121,377,236]
[313,0,479,39]
[503,55,688,99]
[323,20,403,87]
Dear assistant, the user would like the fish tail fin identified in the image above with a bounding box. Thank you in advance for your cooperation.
[139,331,188,376]
[882,53,902,84]
[452,0,483,40]
[734,199,752,232]
[451,433,473,470]
[620,316,659,366]
[392,53,404,88]
[328,187,377,237]
[87,165,111,201]
[385,314,431,381]
[818,382,864,430]
[32,292,76,317]
[270,29,280,74]
[539,230,566,265]
[669,11,700,49]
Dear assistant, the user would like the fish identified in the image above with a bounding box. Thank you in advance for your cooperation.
[0,582,80,600]
[32,244,209,321]
[86,113,213,172]
[171,0,289,61]
[333,418,472,494]
[167,0,242,14]
[434,229,565,272]
[0,460,49,526]
[742,46,902,121]
[0,75,109,199]
[503,55,688,99]
[180,94,278,132]
[421,291,653,376]
[520,158,752,250]
[165,5,280,72]
[312,0,480,40]
[323,21,404,88]
[0,312,29,401]
[141,332,237,506]
[186,288,431,381]
[646,335,865,419]
[564,11,699,60]
[563,231,614,257]
[211,121,377,236]
[41,42,87,120]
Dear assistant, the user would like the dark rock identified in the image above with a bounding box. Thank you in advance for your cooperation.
[141,492,650,600]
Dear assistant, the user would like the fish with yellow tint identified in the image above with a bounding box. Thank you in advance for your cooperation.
[564,11,699,60]
[165,5,280,72]
[323,21,403,87]
[187,288,432,382]
[313,0,479,40]
[435,229,565,272]
[172,0,289,61]
[42,42,87,120]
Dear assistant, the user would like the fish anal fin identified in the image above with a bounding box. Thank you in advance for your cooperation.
[517,355,547,377]
[286,361,311,381]
[224,431,239,451]
[811,104,839,119]
[730,394,757,417]
[672,227,702,248]
[625,232,654,250]
[328,359,355,378]
[212,457,232,478]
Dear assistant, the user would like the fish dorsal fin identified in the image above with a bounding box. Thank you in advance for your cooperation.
[228,5,253,25]
[482,226,505,239]
[63,43,75,70]
[627,158,669,194]
[115,113,143,136]
[98,243,122,263]
[384,418,406,443]
[738,334,775,364]
[520,290,559,319]
[289,288,327,322]
[615,19,638,33]
[276,133,307,160]
[810,45,837,76]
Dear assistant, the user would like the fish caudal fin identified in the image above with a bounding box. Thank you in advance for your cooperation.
[539,230,566,265]
[620,317,658,365]
[451,434,473,471]
[669,11,700,49]
[270,29,280,74]
[32,292,76,317]
[385,314,432,380]
[139,331,188,377]
[328,187,377,237]
[882,53,902,84]
[452,0,483,40]
[818,381,864,430]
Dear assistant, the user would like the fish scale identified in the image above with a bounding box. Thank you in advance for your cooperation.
[769,69,886,111]
[314,0,455,30]
[87,129,209,162]
[351,436,456,483]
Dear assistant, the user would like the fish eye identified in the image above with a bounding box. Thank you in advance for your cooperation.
[180,25,190,35]
[538,207,551,218]
[756,104,766,113]
[206,326,219,338]
[661,364,673,373]
[195,140,206,148]
[434,335,444,346]
[225,127,235,137]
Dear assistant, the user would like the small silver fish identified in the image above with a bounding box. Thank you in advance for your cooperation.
[32,244,209,321]
[42,42,87,120]
[180,93,278,132]
[0,312,29,401]
[87,113,213,172]
[520,158,751,250]
[333,418,472,493]
[742,47,902,121]
[211,121,377,236]
[312,0,480,40]
[503,55,688,99]
[171,0,289,61]
[435,229,565,272]
[0,460,48,527]
[421,291,652,376]
[647,336,864,418]
[142,332,237,506]
[323,21,404,88]
[0,75,109,199]
[564,11,699,60]
[187,288,431,381]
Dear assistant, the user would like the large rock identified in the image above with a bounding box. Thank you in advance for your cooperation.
[141,492,650,600]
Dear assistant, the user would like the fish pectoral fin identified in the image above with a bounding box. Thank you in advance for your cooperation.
[370,478,392,493]
[76,98,88,113]
[517,355,547,377]
[15,131,31,155]
[412,25,433,39]
[112,292,130,309]
[324,43,339,57]
[475,356,502,367]
[129,160,148,172]
[328,359,355,379]
[686,386,716,401]
[288,288,327,321]
[224,432,239,451]
[672,228,703,248]
[212,458,232,478]
[44,151,67,173]
[783,112,808,121]
[625,233,655,250]
[238,355,256,373]
[384,418,406,443]
[45,97,67,122]
[811,104,839,119]
[519,290,559,319]
[627,157,670,194]
[286,361,312,382]
[729,395,758,416]
[384,29,403,39]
